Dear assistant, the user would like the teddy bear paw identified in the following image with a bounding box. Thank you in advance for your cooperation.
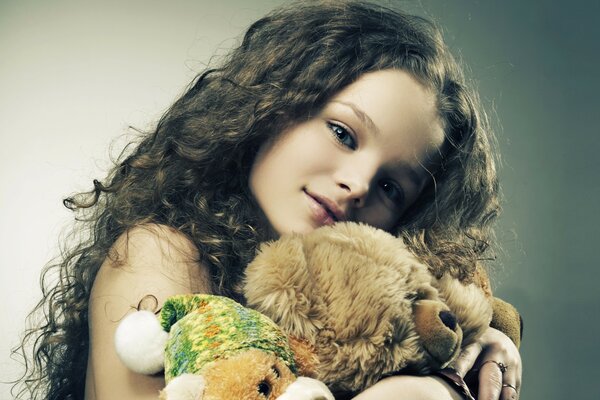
[276,377,334,400]
[160,374,206,400]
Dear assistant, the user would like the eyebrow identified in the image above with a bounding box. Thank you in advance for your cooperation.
[332,101,380,136]
[332,100,433,190]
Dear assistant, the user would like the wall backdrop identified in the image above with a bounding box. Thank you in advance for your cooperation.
[1,1,598,399]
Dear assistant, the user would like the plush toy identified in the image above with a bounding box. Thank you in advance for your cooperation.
[115,222,520,399]
[244,222,510,395]
[115,294,334,400]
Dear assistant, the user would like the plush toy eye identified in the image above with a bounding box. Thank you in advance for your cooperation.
[257,380,272,397]
[271,365,280,378]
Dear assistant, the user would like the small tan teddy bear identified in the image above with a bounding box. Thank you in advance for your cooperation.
[115,294,334,400]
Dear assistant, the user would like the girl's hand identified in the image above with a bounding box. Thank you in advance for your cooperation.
[452,327,522,400]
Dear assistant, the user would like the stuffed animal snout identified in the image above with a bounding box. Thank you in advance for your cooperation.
[160,349,333,400]
[412,300,463,369]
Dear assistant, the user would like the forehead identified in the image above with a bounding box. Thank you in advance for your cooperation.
[330,69,445,169]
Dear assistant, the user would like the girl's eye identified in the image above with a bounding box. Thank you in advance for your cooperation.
[379,179,404,206]
[327,122,357,150]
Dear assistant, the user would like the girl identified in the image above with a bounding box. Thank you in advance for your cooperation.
[15,1,522,399]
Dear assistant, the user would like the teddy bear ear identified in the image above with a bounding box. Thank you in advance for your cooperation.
[160,374,206,400]
[114,310,168,375]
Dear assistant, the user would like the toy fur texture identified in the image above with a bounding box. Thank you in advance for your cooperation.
[115,294,334,400]
[116,222,520,398]
[244,222,495,394]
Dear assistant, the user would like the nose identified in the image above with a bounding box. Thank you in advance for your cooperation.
[337,181,367,207]
[335,165,374,207]
[439,310,458,331]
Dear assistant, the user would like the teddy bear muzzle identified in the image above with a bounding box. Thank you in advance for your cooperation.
[413,299,463,368]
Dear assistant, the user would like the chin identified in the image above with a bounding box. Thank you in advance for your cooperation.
[272,222,316,236]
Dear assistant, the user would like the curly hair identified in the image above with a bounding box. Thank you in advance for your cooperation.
[13,1,500,399]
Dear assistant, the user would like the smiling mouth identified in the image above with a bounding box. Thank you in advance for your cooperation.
[321,204,339,222]
[303,189,344,225]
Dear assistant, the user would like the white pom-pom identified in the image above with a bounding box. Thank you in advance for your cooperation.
[276,377,335,400]
[114,310,168,374]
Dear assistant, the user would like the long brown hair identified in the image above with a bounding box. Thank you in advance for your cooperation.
[14,1,500,398]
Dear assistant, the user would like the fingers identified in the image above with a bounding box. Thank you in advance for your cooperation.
[450,342,482,378]
[476,360,521,400]
[476,350,522,400]
[477,363,520,400]
[498,362,521,400]
[500,383,519,400]
[455,328,522,400]
[476,360,504,400]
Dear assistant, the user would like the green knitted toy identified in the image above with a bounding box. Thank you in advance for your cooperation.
[115,294,334,400]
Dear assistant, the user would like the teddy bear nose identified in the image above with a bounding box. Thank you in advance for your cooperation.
[439,310,457,331]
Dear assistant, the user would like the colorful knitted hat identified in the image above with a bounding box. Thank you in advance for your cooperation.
[160,294,297,382]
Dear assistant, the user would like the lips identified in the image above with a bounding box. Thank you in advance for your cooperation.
[303,189,346,225]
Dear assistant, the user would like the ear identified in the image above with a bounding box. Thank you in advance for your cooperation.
[490,297,523,348]
[160,374,206,400]
[114,310,168,374]
[287,335,319,377]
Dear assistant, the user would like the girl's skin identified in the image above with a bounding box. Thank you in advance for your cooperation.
[86,69,521,399]
[249,69,444,234]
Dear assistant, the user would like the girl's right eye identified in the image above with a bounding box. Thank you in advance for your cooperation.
[378,179,405,207]
[327,122,357,150]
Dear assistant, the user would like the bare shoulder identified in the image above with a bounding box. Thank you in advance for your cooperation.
[93,223,211,300]
[86,224,211,399]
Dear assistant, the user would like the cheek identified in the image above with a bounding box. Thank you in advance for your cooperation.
[401,183,428,213]
[354,205,400,232]
[274,129,337,173]
[249,126,331,191]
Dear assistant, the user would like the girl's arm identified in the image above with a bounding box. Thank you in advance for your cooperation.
[353,327,522,400]
[352,375,465,400]
[86,224,211,400]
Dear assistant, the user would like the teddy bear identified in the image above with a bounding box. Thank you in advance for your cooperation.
[115,222,521,399]
[243,222,513,395]
[114,294,335,400]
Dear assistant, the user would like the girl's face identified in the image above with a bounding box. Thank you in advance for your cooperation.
[249,69,445,235]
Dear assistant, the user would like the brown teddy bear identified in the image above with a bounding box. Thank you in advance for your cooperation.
[115,222,520,399]
[244,222,518,395]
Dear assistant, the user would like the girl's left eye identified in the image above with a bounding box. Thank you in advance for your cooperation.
[328,122,357,150]
[379,179,405,206]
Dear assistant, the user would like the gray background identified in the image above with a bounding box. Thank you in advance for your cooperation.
[1,1,598,399]
[412,1,600,399]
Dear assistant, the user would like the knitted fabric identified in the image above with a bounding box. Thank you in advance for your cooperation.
[159,294,297,382]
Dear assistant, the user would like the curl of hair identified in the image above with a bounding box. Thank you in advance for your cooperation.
[13,1,500,399]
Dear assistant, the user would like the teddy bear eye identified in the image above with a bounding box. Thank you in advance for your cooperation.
[271,365,280,378]
[257,380,272,397]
